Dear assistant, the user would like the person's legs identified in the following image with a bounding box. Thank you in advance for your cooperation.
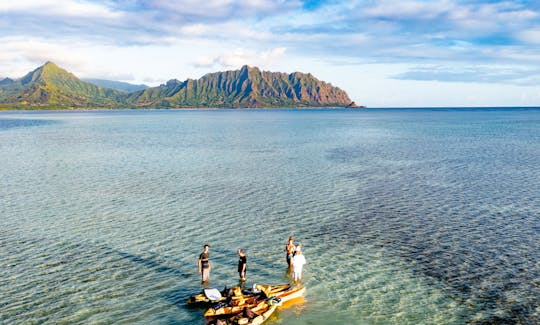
[202,268,210,282]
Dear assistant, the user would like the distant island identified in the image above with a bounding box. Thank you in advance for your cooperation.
[0,62,361,109]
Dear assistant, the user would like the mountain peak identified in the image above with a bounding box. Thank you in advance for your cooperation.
[1,62,122,108]
[239,65,260,73]
[37,61,62,74]
[0,77,14,86]
[128,66,353,108]
[20,61,73,85]
[43,61,58,67]
[2,63,357,109]
[166,79,182,86]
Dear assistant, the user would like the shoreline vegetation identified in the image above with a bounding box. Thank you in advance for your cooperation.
[5,106,540,112]
[0,62,362,110]
[0,106,368,112]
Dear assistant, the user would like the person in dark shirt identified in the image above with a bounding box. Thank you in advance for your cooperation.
[198,244,211,284]
[237,249,247,282]
[285,236,295,268]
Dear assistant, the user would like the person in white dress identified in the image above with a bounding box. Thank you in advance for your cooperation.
[291,244,306,282]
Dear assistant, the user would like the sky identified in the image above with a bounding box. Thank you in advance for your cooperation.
[1,0,540,107]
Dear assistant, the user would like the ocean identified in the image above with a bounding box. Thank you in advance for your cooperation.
[1,108,539,324]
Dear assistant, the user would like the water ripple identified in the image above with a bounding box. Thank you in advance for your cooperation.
[1,109,539,324]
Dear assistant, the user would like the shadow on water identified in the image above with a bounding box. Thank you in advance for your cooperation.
[100,246,206,310]
[0,229,210,324]
[321,144,540,324]
[97,245,210,324]
[113,249,191,280]
[101,247,210,325]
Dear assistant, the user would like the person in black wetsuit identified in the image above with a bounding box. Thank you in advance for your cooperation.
[237,249,247,282]
[285,236,295,268]
[198,244,211,284]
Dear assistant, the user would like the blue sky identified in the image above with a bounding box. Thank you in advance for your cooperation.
[1,0,540,107]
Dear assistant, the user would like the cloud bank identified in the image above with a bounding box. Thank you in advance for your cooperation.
[2,0,540,106]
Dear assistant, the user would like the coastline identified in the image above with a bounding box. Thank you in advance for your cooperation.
[4,106,540,112]
[0,106,362,111]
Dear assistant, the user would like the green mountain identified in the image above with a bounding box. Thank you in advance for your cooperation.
[0,77,14,86]
[128,65,353,108]
[82,78,148,93]
[1,63,357,109]
[0,62,124,108]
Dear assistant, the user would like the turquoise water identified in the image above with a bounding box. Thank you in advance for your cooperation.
[1,108,539,324]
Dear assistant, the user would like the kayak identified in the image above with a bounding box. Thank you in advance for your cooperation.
[187,284,290,305]
[187,288,224,304]
[274,286,305,304]
[204,295,262,317]
[228,298,282,325]
[205,286,305,317]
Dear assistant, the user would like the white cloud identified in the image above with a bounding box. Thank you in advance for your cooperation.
[179,24,211,36]
[148,0,300,19]
[392,64,540,85]
[194,56,217,68]
[193,47,287,69]
[516,28,540,44]
[260,47,286,61]
[0,0,123,19]
[177,22,272,41]
[234,0,301,14]
[447,3,537,33]
[218,49,258,67]
[2,1,540,106]
[0,37,90,77]
[497,48,540,63]
[149,0,234,18]
[357,0,539,38]
[361,0,453,20]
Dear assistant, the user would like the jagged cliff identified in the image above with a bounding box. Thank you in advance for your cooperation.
[128,65,352,108]
[0,63,356,109]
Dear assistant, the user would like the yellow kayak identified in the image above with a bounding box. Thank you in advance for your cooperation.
[187,284,290,305]
[205,286,304,317]
[228,298,281,325]
[274,286,305,303]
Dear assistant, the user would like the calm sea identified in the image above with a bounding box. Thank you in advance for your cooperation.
[1,108,539,324]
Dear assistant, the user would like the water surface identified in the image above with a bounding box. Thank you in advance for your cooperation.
[1,108,539,324]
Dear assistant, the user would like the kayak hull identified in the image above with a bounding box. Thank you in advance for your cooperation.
[230,303,279,325]
[187,284,290,305]
[205,285,305,317]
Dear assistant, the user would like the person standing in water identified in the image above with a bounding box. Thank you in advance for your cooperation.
[291,244,306,282]
[237,249,247,282]
[285,236,295,268]
[198,244,211,284]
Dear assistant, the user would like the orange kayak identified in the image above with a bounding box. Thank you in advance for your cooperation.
[204,286,305,317]
[187,284,290,304]
[227,298,282,325]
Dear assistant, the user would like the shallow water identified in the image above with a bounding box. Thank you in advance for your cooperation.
[1,108,539,324]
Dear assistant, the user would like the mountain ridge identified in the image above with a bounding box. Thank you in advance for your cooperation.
[82,78,149,93]
[0,62,358,109]
[128,65,354,108]
[0,62,124,108]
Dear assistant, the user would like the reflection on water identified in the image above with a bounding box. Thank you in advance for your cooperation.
[0,118,57,130]
[1,109,539,324]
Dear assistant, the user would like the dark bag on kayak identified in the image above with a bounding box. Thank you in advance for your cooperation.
[212,301,228,311]
[242,307,255,319]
